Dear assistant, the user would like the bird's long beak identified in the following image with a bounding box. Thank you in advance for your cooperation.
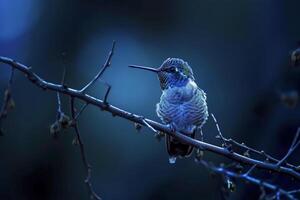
[128,65,160,73]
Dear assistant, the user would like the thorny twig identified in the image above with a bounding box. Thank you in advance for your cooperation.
[1,55,300,178]
[199,160,299,200]
[210,113,300,198]
[50,68,71,138]
[1,43,300,199]
[277,128,300,167]
[0,68,15,119]
[54,42,115,199]
[211,113,300,171]
[70,97,101,200]
[55,67,66,120]
[80,41,115,93]
[141,117,158,133]
[75,102,89,120]
[0,68,15,135]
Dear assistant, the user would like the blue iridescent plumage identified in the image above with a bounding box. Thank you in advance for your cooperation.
[129,58,208,163]
[156,58,208,163]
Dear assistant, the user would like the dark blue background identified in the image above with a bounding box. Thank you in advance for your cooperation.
[1,0,300,199]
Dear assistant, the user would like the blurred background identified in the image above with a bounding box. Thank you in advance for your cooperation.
[1,0,300,199]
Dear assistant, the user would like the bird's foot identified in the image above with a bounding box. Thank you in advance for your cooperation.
[167,123,177,133]
[168,156,177,164]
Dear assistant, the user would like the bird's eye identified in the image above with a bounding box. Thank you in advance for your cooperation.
[168,67,177,73]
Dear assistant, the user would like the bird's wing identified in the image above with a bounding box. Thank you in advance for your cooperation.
[182,87,208,127]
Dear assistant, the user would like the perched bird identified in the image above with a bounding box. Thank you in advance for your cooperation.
[129,58,208,163]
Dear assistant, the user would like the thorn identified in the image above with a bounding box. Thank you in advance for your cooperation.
[59,113,72,129]
[225,177,236,192]
[72,137,79,146]
[195,148,204,161]
[224,144,233,153]
[50,121,61,139]
[243,150,250,157]
[154,131,165,141]
[134,123,142,132]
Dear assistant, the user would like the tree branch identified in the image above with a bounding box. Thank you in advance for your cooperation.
[79,41,115,95]
[70,97,102,200]
[0,67,15,120]
[1,56,300,182]
[0,67,15,135]
[277,128,300,167]
[211,113,300,171]
[199,160,298,200]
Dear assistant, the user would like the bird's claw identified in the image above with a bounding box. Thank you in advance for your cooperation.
[167,123,177,133]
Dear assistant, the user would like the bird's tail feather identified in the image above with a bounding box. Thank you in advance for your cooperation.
[166,131,195,158]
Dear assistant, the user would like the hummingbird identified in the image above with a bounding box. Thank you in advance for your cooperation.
[129,58,208,163]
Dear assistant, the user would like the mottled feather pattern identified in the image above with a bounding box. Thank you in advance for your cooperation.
[156,80,208,133]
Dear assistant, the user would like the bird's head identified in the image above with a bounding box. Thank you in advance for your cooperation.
[129,58,195,90]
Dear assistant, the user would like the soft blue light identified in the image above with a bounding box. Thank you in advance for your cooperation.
[0,0,40,40]
[75,30,160,113]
